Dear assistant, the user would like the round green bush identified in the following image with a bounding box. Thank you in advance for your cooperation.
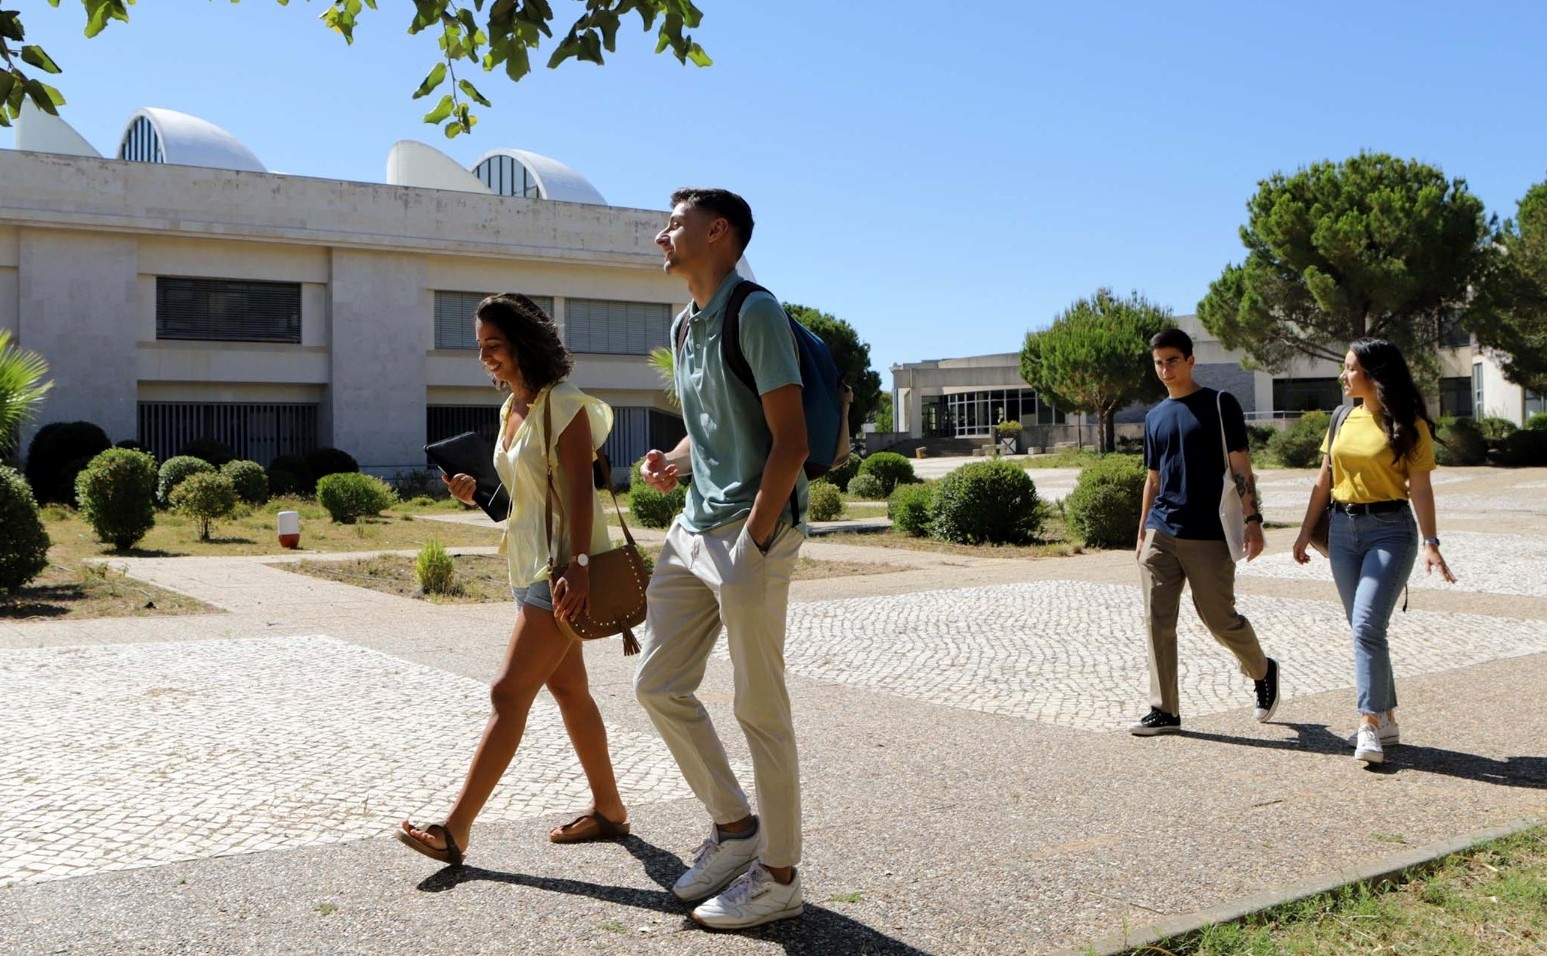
[316,471,397,523]
[75,447,158,550]
[1065,454,1147,549]
[306,447,360,484]
[170,471,238,540]
[1475,416,1518,442]
[806,480,843,522]
[1528,412,1547,432]
[823,452,863,494]
[1435,417,1488,466]
[178,438,236,467]
[1496,428,1547,467]
[221,459,270,505]
[1267,410,1332,469]
[415,539,459,596]
[932,459,1042,545]
[888,481,936,537]
[268,454,315,495]
[857,451,916,495]
[24,420,112,505]
[157,455,216,508]
[846,472,887,500]
[0,465,50,591]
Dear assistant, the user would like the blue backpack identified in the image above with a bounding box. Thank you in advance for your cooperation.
[676,280,853,480]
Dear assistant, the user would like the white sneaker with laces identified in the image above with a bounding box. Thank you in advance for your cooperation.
[1354,724,1384,764]
[671,819,760,902]
[1345,713,1400,747]
[692,863,804,930]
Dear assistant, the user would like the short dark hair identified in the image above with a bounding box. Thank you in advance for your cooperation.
[1149,327,1193,357]
[670,187,755,254]
[474,293,573,393]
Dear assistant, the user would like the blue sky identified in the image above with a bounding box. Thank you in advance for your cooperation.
[11,1,1547,380]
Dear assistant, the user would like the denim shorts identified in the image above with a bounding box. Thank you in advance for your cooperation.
[511,577,554,612]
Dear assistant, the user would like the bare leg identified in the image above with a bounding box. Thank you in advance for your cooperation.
[401,605,575,854]
[545,640,627,826]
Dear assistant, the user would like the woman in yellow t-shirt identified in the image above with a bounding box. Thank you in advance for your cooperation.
[397,294,629,867]
[1292,339,1456,766]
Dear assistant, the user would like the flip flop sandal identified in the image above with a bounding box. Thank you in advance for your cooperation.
[548,811,631,845]
[395,821,464,866]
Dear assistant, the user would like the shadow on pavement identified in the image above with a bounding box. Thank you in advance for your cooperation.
[1182,722,1547,788]
[415,835,936,955]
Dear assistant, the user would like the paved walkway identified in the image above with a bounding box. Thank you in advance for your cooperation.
[2,467,1545,955]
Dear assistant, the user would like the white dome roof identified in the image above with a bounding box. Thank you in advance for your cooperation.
[13,101,100,157]
[119,107,266,172]
[386,140,493,194]
[471,148,607,205]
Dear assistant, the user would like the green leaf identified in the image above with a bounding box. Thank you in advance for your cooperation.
[0,12,25,42]
[413,62,446,98]
[422,93,455,125]
[20,45,62,74]
[22,78,59,116]
[457,78,491,107]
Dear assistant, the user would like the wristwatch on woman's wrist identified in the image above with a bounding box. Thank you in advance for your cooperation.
[1244,514,1264,525]
[574,552,590,568]
[1422,537,1441,549]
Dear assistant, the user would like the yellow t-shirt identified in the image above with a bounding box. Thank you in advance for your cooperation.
[1321,405,1435,504]
[493,382,615,588]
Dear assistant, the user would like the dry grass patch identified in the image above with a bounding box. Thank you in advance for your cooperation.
[279,549,911,603]
[0,561,212,621]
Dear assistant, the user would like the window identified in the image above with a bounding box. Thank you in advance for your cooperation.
[565,299,672,355]
[1473,364,1484,419]
[473,155,541,198]
[1272,378,1343,413]
[119,116,164,163]
[1526,390,1547,418]
[434,291,554,350]
[139,402,317,466]
[156,277,301,343]
[1438,315,1472,349]
[942,388,1063,438]
[1438,377,1473,418]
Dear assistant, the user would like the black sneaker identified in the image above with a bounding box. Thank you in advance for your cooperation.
[1253,658,1280,723]
[1128,708,1181,736]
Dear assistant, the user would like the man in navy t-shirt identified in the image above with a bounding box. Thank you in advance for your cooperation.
[1129,328,1280,736]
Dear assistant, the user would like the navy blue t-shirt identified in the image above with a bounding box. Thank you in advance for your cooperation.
[1143,387,1249,540]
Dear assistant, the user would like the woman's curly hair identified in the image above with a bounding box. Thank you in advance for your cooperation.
[474,293,573,392]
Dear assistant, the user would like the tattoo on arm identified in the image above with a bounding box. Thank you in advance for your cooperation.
[1233,472,1256,502]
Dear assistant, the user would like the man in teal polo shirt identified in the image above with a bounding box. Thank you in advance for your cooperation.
[634,187,809,930]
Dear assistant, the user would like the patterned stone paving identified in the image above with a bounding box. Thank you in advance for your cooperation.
[1240,530,1547,599]
[0,636,714,889]
[751,580,1547,730]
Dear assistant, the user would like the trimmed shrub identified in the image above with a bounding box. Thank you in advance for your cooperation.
[24,420,112,505]
[1246,424,1275,458]
[1267,410,1332,469]
[268,454,315,495]
[823,451,863,494]
[178,438,236,467]
[806,480,843,522]
[75,447,158,550]
[306,447,360,484]
[629,456,688,530]
[157,455,216,508]
[996,420,1022,442]
[1476,416,1518,442]
[0,465,50,591]
[170,471,238,541]
[888,481,935,537]
[221,459,270,505]
[857,451,916,495]
[1528,412,1547,432]
[1435,417,1488,466]
[1065,454,1147,549]
[316,472,397,523]
[1495,428,1547,467]
[846,472,887,500]
[415,539,459,596]
[932,459,1042,545]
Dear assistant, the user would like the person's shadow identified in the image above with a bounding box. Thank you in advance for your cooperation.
[415,835,935,955]
[1181,722,1547,787]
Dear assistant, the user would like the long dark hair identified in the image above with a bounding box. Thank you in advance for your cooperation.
[1350,338,1434,464]
[474,293,573,393]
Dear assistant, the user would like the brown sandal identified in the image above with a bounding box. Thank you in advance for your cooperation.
[395,820,465,866]
[548,811,630,844]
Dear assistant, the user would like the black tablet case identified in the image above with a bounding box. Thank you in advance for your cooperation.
[424,432,510,522]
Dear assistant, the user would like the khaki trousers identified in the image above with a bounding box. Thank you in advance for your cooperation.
[633,517,804,868]
[1141,531,1268,716]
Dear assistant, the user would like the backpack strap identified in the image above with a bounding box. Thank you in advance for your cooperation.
[720,279,802,530]
[1325,403,1355,487]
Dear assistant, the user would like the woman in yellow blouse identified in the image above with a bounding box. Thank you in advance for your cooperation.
[397,294,629,866]
[1292,338,1455,765]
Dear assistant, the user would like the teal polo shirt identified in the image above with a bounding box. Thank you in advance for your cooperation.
[673,270,808,533]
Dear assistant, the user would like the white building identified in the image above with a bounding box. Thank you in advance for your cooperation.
[2,104,687,475]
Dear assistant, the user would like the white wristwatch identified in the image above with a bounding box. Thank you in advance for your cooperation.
[574,552,589,568]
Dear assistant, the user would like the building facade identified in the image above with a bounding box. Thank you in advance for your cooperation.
[2,105,687,476]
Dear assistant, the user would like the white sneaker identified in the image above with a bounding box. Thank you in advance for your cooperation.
[1354,725,1384,764]
[671,819,760,902]
[692,863,804,930]
[1345,713,1400,747]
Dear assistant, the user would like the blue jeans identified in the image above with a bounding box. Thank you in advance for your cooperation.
[1328,507,1417,714]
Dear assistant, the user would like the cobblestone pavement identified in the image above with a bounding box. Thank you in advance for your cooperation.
[1241,529,1547,598]
[0,635,737,889]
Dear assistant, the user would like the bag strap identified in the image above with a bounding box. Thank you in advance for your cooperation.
[1324,403,1355,489]
[1216,389,1234,477]
[543,389,640,574]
